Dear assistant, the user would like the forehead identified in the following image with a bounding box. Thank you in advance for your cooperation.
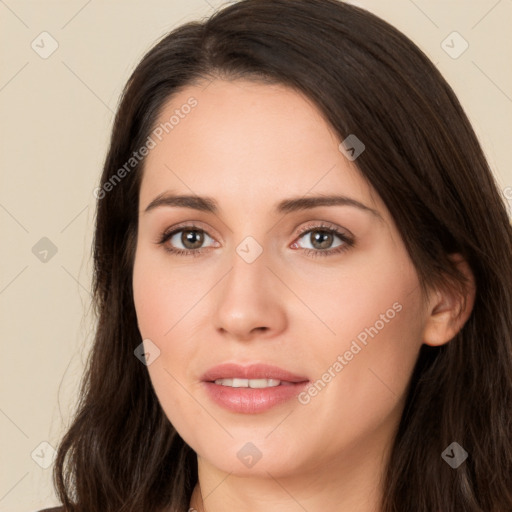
[139,79,381,215]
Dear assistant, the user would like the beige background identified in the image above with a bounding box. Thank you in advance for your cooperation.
[1,1,510,510]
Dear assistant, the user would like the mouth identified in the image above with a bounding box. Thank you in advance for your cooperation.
[201,363,309,414]
[212,378,291,388]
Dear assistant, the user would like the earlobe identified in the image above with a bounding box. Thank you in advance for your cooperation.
[422,254,476,347]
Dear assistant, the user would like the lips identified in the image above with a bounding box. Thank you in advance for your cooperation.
[201,363,309,384]
[201,363,310,414]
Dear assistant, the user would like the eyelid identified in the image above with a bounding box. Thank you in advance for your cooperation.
[158,220,351,243]
[294,220,353,239]
[159,220,222,243]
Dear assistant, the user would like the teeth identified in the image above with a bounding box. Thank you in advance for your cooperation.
[214,378,282,388]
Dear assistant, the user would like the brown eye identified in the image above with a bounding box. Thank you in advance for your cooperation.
[292,224,355,258]
[158,225,217,255]
[296,228,345,251]
[307,230,335,250]
[180,229,205,250]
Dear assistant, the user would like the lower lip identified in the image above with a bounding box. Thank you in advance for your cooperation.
[202,381,309,414]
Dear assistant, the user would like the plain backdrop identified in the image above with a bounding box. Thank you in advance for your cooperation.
[1,1,511,510]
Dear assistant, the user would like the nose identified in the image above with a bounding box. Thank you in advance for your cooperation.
[213,246,288,342]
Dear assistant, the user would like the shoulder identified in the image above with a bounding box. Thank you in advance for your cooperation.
[36,507,65,512]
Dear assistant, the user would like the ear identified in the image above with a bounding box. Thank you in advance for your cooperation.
[422,253,476,347]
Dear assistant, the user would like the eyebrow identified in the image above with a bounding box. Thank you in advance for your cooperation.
[143,192,382,219]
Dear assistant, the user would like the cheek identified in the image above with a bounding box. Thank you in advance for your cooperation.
[132,245,202,339]
[132,245,207,392]
[302,247,425,435]
[305,242,423,359]
[132,247,205,445]
[133,247,158,335]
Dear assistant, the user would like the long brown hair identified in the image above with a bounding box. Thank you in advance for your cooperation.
[53,1,512,510]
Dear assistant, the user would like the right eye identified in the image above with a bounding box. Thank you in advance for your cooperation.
[157,224,219,256]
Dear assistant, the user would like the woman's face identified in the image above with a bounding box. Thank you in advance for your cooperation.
[132,79,430,479]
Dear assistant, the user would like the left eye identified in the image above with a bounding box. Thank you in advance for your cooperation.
[294,228,347,251]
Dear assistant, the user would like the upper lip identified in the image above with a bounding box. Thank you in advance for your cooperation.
[201,363,309,383]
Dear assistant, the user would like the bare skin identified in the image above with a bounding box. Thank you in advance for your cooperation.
[132,79,475,512]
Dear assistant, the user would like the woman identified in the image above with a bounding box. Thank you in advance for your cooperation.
[41,0,512,510]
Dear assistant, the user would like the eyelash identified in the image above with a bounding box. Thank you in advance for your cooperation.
[155,222,355,258]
